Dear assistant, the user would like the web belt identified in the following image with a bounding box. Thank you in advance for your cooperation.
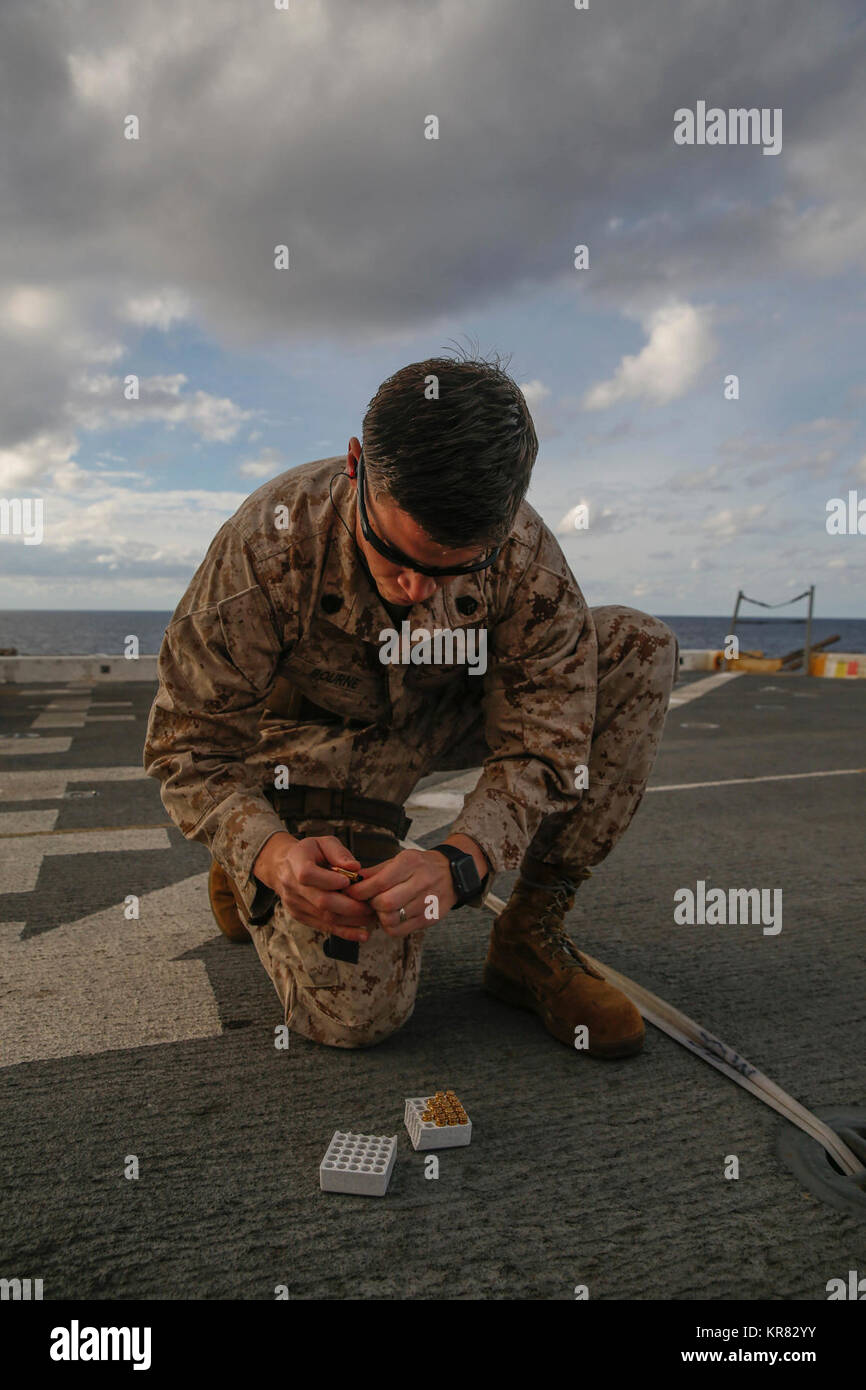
[267,784,412,840]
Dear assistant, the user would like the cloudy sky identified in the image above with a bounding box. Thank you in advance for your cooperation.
[1,0,864,616]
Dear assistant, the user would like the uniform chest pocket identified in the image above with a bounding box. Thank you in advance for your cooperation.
[274,649,389,721]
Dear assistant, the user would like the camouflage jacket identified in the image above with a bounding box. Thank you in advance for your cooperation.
[143,456,597,917]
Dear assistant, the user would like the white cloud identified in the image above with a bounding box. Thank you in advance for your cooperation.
[67,45,137,108]
[519,379,552,410]
[0,474,249,581]
[0,372,253,492]
[553,500,631,538]
[555,501,590,534]
[0,431,79,491]
[239,446,283,479]
[582,303,717,410]
[122,289,191,330]
[4,286,68,332]
[701,503,768,540]
[67,372,253,442]
[667,462,727,491]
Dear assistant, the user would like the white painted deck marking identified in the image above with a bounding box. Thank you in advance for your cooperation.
[647,768,866,793]
[0,826,170,894]
[668,672,743,706]
[0,809,58,837]
[17,688,93,696]
[408,788,470,810]
[28,692,94,729]
[0,737,72,756]
[27,699,92,711]
[0,872,222,1068]
[406,765,866,821]
[407,772,480,834]
[0,766,145,800]
[31,712,86,728]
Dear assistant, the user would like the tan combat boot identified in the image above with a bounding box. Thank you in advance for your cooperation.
[208,860,252,942]
[483,860,644,1058]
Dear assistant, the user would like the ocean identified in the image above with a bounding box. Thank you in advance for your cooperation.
[0,611,864,658]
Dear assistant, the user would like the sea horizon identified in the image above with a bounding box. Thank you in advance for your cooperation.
[1,609,864,658]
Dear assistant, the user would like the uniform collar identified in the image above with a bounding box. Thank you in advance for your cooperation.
[317,475,489,643]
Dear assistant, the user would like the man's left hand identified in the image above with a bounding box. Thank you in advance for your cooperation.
[345,848,456,936]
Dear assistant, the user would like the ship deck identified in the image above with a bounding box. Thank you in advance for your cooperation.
[0,670,864,1299]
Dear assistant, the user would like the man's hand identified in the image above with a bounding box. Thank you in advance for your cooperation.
[252,831,379,942]
[344,848,457,937]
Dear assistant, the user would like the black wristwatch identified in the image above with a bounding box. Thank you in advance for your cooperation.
[431,843,488,908]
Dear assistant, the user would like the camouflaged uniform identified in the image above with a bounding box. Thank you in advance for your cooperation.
[143,455,677,1047]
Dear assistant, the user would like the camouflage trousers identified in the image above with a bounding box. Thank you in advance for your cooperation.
[246,606,677,1048]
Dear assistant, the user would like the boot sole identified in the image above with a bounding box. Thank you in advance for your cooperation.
[483,964,644,1059]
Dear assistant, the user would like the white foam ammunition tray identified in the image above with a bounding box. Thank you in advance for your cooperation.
[319,1131,398,1196]
[404,1096,472,1150]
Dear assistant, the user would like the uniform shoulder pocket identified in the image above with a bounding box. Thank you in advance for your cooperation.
[216,586,280,695]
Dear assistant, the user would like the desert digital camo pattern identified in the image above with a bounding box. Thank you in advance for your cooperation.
[143,455,677,1046]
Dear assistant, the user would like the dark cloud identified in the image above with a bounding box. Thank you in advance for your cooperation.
[1,0,863,359]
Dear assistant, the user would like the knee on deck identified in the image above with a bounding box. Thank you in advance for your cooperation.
[295,993,416,1049]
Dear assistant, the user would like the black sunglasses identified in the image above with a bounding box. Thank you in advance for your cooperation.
[355,449,502,578]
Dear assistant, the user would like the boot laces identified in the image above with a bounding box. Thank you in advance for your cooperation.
[528,878,594,975]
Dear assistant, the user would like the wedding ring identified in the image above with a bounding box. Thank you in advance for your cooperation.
[398,906,407,924]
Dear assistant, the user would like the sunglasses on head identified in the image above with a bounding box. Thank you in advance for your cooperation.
[355,448,502,578]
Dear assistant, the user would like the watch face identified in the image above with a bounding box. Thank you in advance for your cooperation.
[453,854,479,896]
[435,845,482,903]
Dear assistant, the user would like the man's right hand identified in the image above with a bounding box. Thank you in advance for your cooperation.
[252,831,379,942]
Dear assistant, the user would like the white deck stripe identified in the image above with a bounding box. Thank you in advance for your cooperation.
[0,737,72,756]
[30,713,86,728]
[668,672,742,706]
[0,827,170,894]
[647,768,866,793]
[27,699,92,711]
[0,872,221,1067]
[16,688,93,696]
[0,809,58,836]
[0,766,146,800]
[408,765,866,816]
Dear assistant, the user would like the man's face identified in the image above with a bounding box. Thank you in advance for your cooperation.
[347,438,489,607]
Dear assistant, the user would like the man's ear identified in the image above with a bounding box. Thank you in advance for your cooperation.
[346,437,361,479]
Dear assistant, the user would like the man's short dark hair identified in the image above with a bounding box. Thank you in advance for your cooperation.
[361,347,538,549]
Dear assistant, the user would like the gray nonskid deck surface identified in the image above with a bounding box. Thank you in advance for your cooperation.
[0,675,864,1300]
